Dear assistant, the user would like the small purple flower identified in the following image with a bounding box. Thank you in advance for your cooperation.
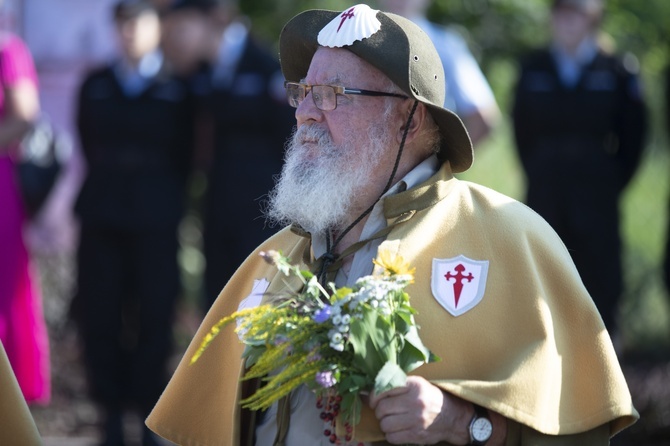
[315,370,336,388]
[313,306,332,323]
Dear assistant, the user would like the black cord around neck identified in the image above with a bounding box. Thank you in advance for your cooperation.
[318,100,420,283]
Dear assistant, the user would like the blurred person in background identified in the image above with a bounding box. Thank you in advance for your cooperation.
[512,0,647,344]
[0,2,51,405]
[377,0,500,146]
[72,1,194,444]
[161,0,294,311]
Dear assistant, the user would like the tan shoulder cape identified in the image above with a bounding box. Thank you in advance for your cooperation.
[0,342,42,445]
[147,164,637,445]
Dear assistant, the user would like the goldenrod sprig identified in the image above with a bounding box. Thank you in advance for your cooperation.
[241,362,324,411]
[244,318,318,378]
[189,306,263,365]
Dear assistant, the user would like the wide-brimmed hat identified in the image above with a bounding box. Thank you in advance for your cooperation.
[279,4,473,173]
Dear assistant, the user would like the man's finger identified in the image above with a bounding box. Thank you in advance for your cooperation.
[368,383,410,409]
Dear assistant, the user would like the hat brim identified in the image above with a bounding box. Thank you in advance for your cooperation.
[279,9,473,173]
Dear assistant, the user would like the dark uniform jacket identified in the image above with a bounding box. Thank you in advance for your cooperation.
[199,37,293,230]
[512,46,647,331]
[512,47,647,194]
[75,63,194,229]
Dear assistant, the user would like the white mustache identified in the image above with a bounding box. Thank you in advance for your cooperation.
[294,125,331,146]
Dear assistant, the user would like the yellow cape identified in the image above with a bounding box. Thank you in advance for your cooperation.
[147,164,637,445]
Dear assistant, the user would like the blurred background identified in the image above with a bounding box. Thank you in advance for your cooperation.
[3,0,668,444]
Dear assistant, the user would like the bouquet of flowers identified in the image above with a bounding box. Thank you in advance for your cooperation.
[190,250,438,441]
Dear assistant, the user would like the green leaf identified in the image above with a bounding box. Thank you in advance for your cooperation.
[242,344,265,368]
[374,361,407,395]
[394,311,412,335]
[348,310,396,378]
[339,372,369,394]
[398,325,433,372]
[340,392,361,425]
[395,310,414,332]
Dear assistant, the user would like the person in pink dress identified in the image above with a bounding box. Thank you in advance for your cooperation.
[0,28,51,404]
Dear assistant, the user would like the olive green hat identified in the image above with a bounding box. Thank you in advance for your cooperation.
[279,4,473,173]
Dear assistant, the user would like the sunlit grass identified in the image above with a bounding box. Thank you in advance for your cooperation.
[620,143,670,351]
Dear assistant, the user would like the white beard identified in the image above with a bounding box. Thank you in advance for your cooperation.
[266,120,392,234]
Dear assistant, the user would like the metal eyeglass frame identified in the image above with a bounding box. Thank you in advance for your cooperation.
[284,81,408,111]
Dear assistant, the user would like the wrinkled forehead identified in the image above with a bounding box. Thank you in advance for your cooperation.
[305,47,393,89]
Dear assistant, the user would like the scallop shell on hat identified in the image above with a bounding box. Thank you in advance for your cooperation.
[317,4,381,48]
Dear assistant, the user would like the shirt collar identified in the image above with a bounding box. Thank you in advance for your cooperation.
[312,155,441,263]
[114,50,163,96]
[551,35,599,66]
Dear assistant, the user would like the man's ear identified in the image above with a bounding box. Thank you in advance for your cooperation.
[396,101,428,145]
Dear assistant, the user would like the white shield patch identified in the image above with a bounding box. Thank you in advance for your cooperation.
[431,255,489,317]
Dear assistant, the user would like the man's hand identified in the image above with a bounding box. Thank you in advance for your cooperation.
[368,375,473,445]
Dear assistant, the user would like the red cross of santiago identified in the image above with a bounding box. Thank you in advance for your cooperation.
[444,263,474,308]
[337,7,355,32]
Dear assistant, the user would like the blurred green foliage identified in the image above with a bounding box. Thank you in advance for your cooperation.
[241,0,670,74]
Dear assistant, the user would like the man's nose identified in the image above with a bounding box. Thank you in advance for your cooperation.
[296,90,324,126]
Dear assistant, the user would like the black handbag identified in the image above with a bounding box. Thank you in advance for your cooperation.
[15,118,69,217]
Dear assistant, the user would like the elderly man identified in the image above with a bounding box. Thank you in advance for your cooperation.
[147,4,637,445]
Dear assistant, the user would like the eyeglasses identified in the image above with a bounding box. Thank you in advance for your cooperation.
[284,81,408,111]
